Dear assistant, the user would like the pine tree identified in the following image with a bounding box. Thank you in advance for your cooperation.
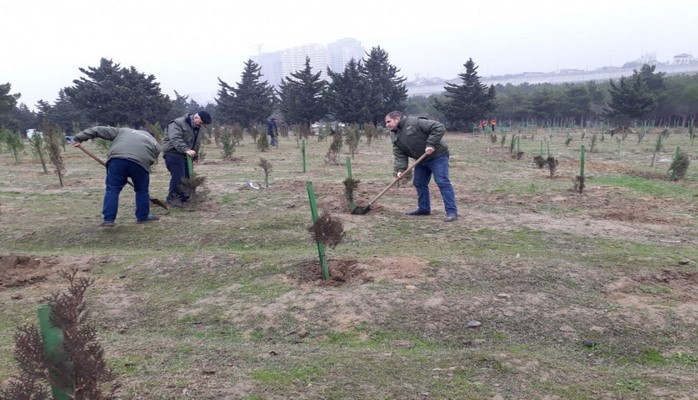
[216,59,275,128]
[0,82,20,129]
[360,47,407,126]
[63,58,171,127]
[36,90,84,133]
[604,73,656,126]
[326,59,370,124]
[278,56,327,130]
[434,58,496,131]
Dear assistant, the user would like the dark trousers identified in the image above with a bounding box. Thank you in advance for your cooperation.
[103,158,150,222]
[412,153,457,215]
[164,154,190,203]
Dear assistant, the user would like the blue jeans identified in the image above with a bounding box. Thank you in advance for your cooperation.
[103,158,150,222]
[412,153,457,215]
[268,132,276,146]
[164,154,190,203]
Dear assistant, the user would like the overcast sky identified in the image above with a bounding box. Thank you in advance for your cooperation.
[2,0,695,110]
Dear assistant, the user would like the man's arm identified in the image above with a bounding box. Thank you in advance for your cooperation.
[73,126,120,143]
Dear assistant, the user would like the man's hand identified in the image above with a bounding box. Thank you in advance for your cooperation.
[396,171,403,178]
[425,146,435,155]
[186,149,196,157]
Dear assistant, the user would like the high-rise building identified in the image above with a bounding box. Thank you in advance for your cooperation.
[252,38,365,88]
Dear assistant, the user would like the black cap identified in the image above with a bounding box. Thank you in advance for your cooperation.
[198,111,212,124]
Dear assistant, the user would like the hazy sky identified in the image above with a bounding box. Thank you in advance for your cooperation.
[2,0,695,110]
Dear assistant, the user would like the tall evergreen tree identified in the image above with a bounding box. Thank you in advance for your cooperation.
[360,47,407,126]
[63,58,171,127]
[277,56,326,129]
[11,103,38,134]
[604,73,656,126]
[36,90,85,133]
[325,59,370,124]
[0,82,20,129]
[434,58,496,131]
[636,64,668,119]
[215,59,275,128]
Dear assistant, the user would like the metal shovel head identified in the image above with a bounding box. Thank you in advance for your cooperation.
[350,204,371,215]
[150,197,169,210]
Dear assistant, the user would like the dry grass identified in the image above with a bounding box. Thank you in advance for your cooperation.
[1,127,698,399]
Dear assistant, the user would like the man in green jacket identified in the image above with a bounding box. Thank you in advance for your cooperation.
[72,127,161,227]
[162,111,211,207]
[385,111,458,222]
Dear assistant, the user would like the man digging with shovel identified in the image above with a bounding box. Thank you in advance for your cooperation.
[71,126,161,227]
[384,111,458,222]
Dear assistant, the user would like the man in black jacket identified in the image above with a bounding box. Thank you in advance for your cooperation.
[162,111,211,207]
[385,111,458,222]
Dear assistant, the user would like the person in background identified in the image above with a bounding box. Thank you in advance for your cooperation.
[490,118,497,132]
[384,111,458,222]
[71,127,161,227]
[267,117,278,146]
[162,111,211,207]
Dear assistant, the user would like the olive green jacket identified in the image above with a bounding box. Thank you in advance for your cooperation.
[74,126,161,172]
[162,114,202,158]
[390,116,449,172]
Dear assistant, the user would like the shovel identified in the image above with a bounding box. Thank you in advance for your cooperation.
[75,144,168,210]
[351,152,429,215]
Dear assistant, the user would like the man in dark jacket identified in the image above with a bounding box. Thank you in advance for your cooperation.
[162,111,212,206]
[267,118,278,146]
[384,111,458,222]
[72,127,161,226]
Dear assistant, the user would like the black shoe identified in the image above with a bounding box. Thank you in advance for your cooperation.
[443,213,458,222]
[137,215,160,224]
[99,221,116,227]
[405,209,431,216]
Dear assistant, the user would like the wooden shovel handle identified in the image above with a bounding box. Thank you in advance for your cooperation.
[77,144,134,188]
[76,144,107,167]
[367,152,429,206]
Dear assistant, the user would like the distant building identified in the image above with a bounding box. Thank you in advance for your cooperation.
[252,38,365,88]
[673,53,695,64]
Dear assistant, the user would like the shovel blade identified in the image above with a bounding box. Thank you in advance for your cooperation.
[350,205,371,215]
[150,198,169,210]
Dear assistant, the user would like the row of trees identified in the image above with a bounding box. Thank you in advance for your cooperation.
[412,64,697,130]
[214,46,408,130]
[1,50,697,136]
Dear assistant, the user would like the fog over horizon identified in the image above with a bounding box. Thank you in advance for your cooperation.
[3,0,695,109]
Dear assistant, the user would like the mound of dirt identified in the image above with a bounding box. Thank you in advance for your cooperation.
[0,254,59,289]
[293,256,428,286]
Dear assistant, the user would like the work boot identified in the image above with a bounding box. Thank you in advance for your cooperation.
[99,221,116,228]
[405,209,430,216]
[443,213,458,222]
[137,215,160,224]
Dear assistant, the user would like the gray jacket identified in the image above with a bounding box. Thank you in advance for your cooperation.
[74,127,161,172]
[390,116,449,172]
[162,114,202,158]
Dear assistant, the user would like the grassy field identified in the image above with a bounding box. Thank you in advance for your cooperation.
[1,126,698,399]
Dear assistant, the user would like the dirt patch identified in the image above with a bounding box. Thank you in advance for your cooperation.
[605,269,698,326]
[0,254,120,290]
[0,254,59,288]
[292,256,428,286]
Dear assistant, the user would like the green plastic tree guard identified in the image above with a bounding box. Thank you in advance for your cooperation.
[346,157,354,210]
[301,140,307,173]
[306,182,330,280]
[38,304,72,400]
